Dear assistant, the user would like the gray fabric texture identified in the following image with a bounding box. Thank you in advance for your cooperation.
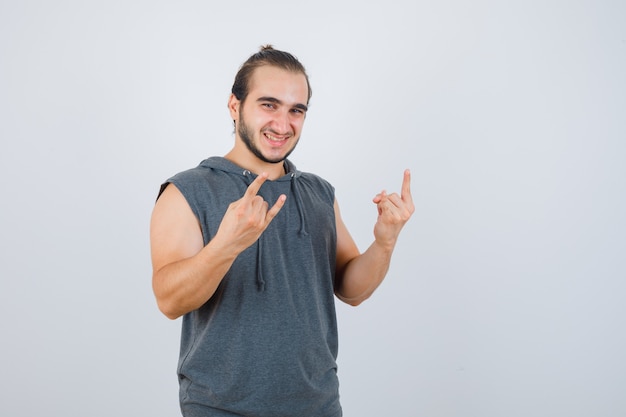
[160,157,341,417]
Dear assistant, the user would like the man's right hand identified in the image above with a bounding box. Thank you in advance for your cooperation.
[213,172,286,254]
[151,173,286,319]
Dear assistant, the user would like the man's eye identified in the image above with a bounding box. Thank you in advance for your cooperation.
[262,103,275,109]
[291,108,304,115]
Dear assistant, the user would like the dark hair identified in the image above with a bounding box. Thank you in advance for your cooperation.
[231,45,312,104]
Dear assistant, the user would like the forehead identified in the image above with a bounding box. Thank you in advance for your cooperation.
[247,65,309,104]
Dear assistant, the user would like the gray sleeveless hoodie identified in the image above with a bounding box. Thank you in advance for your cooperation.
[159,157,341,417]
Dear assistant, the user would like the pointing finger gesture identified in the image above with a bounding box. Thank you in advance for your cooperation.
[215,172,286,254]
[372,169,415,249]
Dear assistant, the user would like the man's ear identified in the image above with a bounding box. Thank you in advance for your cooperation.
[228,94,240,122]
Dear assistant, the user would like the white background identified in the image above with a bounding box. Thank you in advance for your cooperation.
[1,1,625,416]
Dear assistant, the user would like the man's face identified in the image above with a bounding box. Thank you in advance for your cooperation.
[233,66,309,164]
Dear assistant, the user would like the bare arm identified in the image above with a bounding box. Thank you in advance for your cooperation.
[150,173,286,319]
[334,170,414,306]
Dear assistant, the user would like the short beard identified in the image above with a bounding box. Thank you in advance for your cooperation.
[237,110,298,164]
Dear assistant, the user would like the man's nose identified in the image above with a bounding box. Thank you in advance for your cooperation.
[271,110,291,134]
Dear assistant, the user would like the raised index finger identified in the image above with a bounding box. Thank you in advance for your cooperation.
[244,172,269,198]
[401,169,413,203]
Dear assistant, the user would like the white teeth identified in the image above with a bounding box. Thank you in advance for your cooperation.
[265,133,285,141]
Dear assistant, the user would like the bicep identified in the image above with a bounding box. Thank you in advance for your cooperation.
[334,198,360,278]
[150,183,204,273]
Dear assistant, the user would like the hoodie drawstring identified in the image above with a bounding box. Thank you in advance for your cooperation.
[290,172,309,237]
[242,167,308,292]
[256,237,266,291]
[242,170,267,292]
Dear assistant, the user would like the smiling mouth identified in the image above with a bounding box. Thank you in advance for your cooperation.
[264,132,291,144]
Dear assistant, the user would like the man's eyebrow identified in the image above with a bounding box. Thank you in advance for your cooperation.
[294,103,308,112]
[257,96,308,112]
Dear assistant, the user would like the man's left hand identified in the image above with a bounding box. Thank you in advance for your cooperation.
[372,169,415,250]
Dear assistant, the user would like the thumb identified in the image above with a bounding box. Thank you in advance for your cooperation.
[372,190,386,204]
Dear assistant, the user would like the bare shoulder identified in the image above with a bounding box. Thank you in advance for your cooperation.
[150,183,204,272]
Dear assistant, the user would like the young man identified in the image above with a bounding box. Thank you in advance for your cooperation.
[150,45,414,417]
